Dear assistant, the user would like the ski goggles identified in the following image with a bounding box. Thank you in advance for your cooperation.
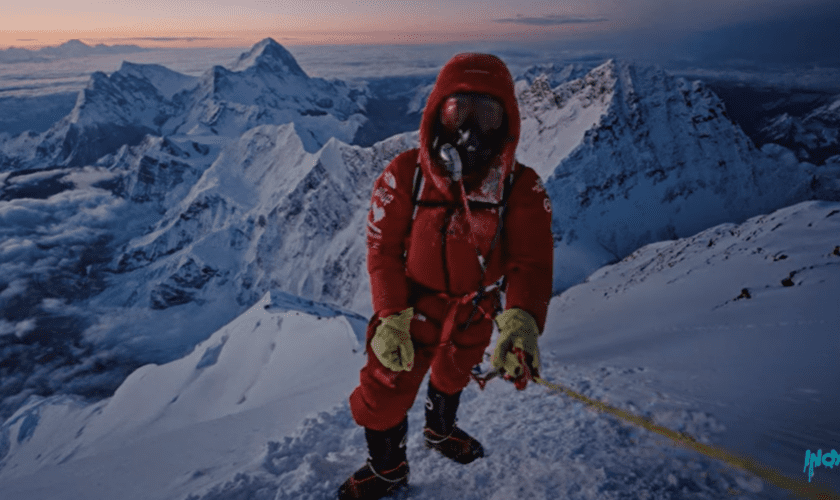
[439,93,505,134]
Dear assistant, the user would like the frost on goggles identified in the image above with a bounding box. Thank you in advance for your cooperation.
[439,94,504,134]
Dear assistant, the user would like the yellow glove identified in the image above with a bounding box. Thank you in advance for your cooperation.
[493,308,541,380]
[371,307,415,372]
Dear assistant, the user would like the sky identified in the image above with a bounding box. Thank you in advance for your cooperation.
[1,0,838,57]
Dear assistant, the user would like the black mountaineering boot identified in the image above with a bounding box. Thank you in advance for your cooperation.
[338,418,409,500]
[423,383,484,464]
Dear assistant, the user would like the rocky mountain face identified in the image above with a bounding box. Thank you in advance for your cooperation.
[758,96,840,164]
[516,60,819,289]
[706,83,840,166]
[519,61,594,88]
[106,125,418,319]
[101,59,828,325]
[4,65,178,169]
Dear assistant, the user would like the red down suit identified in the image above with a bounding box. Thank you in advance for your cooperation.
[349,53,553,431]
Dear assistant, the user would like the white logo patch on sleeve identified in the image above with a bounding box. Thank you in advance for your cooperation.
[372,202,386,223]
[384,172,397,190]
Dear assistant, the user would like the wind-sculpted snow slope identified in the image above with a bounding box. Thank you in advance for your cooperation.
[187,377,751,500]
[0,291,367,498]
[517,60,817,290]
[545,200,840,495]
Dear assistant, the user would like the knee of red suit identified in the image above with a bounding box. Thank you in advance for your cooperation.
[350,311,493,431]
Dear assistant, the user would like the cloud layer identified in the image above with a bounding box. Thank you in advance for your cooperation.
[494,14,608,26]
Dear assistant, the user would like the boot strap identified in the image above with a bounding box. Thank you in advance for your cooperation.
[423,427,454,445]
[366,459,407,483]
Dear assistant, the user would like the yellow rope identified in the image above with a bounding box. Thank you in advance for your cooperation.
[532,376,840,500]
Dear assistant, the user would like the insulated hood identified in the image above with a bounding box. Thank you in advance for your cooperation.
[418,53,520,201]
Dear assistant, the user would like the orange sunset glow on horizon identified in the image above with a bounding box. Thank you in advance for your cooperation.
[0,1,620,50]
[1,0,832,51]
[0,24,598,51]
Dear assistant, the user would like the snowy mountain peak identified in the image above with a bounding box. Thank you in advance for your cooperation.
[519,61,594,87]
[115,61,199,101]
[515,60,617,180]
[758,93,840,165]
[229,38,307,78]
[515,58,819,290]
[168,40,367,151]
[60,39,88,49]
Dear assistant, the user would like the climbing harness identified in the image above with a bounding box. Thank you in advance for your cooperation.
[410,149,519,334]
[471,351,840,500]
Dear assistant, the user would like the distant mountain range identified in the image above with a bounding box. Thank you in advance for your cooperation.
[0,39,147,63]
[0,38,367,170]
[706,83,840,166]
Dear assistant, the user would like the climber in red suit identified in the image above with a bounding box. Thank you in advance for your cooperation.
[339,52,553,500]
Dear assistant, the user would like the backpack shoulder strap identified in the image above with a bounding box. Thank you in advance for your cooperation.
[411,158,424,220]
[412,162,423,205]
[499,162,523,216]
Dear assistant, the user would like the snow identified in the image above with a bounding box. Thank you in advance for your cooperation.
[552,201,840,474]
[1,201,838,499]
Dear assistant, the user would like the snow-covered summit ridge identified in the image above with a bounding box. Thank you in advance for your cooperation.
[0,56,198,168]
[115,61,200,101]
[518,61,594,88]
[516,59,618,180]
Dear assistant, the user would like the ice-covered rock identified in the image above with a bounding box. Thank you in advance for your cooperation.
[517,60,816,289]
[758,94,840,164]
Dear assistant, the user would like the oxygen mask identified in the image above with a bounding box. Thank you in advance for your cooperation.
[434,93,506,180]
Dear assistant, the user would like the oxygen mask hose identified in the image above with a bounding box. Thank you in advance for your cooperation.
[439,143,463,182]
